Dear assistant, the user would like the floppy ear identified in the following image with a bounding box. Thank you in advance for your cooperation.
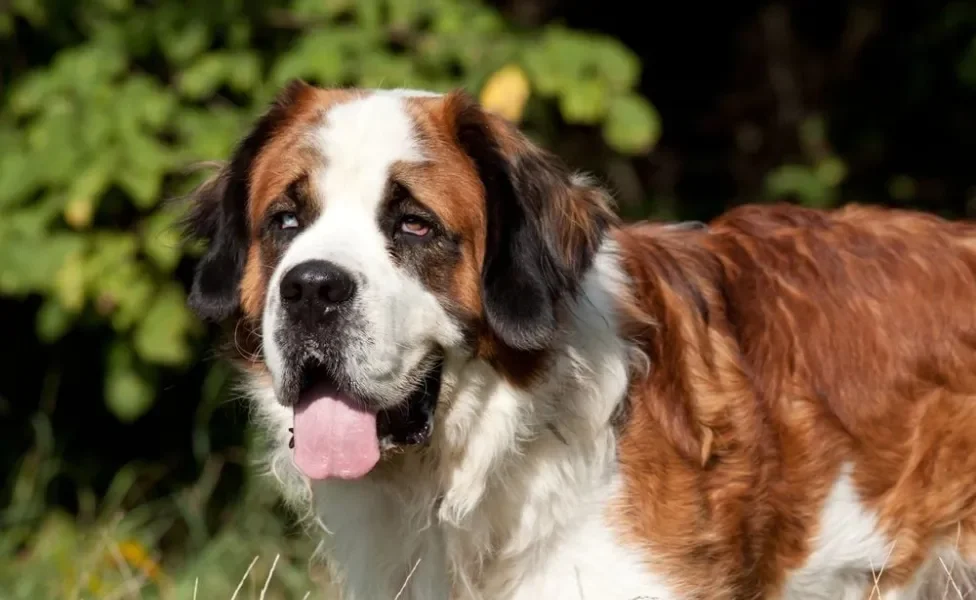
[182,79,314,323]
[447,91,616,351]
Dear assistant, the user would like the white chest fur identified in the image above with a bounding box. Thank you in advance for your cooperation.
[311,474,676,600]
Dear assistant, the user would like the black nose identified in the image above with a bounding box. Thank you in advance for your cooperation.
[279,260,357,321]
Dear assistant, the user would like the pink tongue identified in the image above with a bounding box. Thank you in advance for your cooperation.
[292,383,380,480]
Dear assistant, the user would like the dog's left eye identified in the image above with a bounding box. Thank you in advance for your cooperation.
[274,212,300,230]
[398,215,431,238]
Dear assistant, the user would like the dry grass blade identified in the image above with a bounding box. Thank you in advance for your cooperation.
[231,555,260,600]
[260,553,281,600]
[939,556,966,600]
[394,558,422,600]
[868,540,897,599]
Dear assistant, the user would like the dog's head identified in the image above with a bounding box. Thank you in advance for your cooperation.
[183,82,614,480]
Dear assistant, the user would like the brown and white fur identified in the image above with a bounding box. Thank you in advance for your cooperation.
[182,80,976,599]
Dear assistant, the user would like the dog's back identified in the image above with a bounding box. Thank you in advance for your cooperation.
[614,202,976,598]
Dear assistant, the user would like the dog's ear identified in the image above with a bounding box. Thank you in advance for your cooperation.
[181,79,313,323]
[182,169,245,322]
[445,91,616,351]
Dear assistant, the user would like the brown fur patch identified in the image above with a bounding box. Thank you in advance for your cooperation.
[238,87,362,324]
[246,87,360,232]
[611,203,976,597]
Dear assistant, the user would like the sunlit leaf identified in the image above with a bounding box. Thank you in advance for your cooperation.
[765,164,834,208]
[160,21,211,65]
[133,284,198,366]
[559,79,609,125]
[36,298,76,343]
[63,160,112,230]
[0,232,85,295]
[815,156,847,187]
[105,342,156,422]
[591,39,641,92]
[53,250,87,312]
[602,93,661,154]
[141,208,184,273]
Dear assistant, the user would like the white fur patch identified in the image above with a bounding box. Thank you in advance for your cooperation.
[782,465,899,599]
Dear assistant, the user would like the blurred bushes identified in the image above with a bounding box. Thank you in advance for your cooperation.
[0,0,656,424]
[0,0,657,597]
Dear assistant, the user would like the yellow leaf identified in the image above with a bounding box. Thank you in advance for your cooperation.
[63,161,110,230]
[480,65,531,123]
[116,540,164,582]
[64,198,93,229]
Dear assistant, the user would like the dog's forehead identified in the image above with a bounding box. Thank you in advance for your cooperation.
[248,88,446,222]
[311,90,438,170]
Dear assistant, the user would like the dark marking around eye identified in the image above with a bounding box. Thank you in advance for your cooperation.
[257,176,320,286]
[379,178,462,298]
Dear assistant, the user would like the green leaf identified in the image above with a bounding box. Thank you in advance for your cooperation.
[141,208,184,273]
[271,31,351,87]
[160,21,212,65]
[178,53,230,100]
[36,299,76,343]
[591,40,641,92]
[559,79,609,125]
[765,164,834,208]
[0,232,85,296]
[53,250,87,312]
[602,93,661,154]
[105,342,156,423]
[133,284,198,366]
[522,46,564,96]
[63,159,112,229]
[9,72,55,117]
[815,156,847,187]
[116,164,164,210]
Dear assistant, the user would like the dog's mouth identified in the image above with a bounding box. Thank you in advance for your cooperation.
[287,353,443,481]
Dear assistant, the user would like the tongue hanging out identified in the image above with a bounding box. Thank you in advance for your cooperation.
[292,380,380,480]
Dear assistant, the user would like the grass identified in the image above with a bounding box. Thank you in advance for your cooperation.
[0,412,335,600]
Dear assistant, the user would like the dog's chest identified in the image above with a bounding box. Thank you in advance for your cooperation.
[313,475,678,600]
[443,505,678,600]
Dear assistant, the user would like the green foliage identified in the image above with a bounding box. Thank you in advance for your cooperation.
[763,115,848,208]
[519,26,660,152]
[0,0,656,423]
[0,415,322,599]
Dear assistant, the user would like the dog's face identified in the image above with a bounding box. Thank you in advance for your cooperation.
[183,82,612,479]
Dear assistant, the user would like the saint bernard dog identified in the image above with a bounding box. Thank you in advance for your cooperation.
[182,80,976,599]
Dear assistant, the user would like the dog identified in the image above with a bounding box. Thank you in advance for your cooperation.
[182,80,976,599]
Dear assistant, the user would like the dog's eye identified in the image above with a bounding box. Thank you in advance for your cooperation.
[274,212,300,231]
[398,215,431,238]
